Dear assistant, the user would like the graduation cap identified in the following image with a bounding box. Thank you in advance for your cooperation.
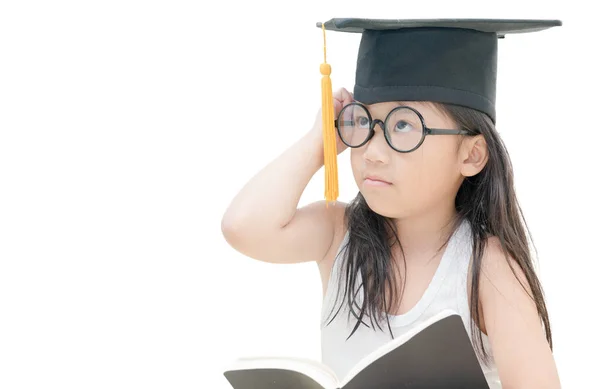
[316,18,562,203]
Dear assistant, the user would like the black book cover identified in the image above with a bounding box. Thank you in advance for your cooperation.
[223,313,491,389]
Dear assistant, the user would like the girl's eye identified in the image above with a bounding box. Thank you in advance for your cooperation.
[393,120,415,133]
[355,116,370,128]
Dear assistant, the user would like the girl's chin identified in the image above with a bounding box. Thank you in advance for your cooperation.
[362,196,405,219]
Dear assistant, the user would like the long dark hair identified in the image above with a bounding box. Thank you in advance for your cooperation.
[324,103,552,364]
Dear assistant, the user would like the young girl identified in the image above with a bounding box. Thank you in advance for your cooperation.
[221,19,562,389]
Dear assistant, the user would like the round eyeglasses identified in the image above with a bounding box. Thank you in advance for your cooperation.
[335,103,471,153]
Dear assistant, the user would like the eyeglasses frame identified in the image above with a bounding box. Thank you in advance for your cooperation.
[334,102,471,153]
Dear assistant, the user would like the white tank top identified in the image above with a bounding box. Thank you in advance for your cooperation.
[320,219,502,389]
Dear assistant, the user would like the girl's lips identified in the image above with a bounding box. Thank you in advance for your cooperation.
[364,178,392,186]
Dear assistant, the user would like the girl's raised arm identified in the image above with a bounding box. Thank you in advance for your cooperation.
[221,88,352,265]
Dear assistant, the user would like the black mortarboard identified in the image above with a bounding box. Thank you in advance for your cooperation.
[315,18,562,203]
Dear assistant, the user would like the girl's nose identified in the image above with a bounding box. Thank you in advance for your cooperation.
[363,121,389,164]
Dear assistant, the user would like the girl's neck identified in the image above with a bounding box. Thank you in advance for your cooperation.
[392,203,459,262]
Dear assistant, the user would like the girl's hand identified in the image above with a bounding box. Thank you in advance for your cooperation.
[309,87,354,160]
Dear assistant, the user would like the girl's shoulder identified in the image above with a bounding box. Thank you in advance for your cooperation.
[476,235,527,288]
[469,234,534,333]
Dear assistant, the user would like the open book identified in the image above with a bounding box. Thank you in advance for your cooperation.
[223,309,490,389]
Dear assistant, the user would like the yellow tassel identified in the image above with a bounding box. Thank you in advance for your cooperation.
[320,23,338,205]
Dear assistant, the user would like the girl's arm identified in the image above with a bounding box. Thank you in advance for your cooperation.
[221,88,352,265]
[479,237,561,389]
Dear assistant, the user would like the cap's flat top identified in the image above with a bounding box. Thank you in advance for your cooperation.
[316,18,562,36]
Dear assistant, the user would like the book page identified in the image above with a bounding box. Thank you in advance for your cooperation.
[224,356,340,389]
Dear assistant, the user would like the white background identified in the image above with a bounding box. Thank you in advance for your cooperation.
[1,1,598,388]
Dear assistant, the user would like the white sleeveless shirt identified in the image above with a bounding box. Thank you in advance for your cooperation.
[320,219,502,388]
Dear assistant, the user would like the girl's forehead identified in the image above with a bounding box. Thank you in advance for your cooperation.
[361,100,441,115]
[358,100,453,126]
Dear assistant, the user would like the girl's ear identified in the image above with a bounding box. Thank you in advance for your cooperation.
[460,134,489,177]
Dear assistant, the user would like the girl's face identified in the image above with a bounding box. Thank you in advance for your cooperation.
[350,101,464,219]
